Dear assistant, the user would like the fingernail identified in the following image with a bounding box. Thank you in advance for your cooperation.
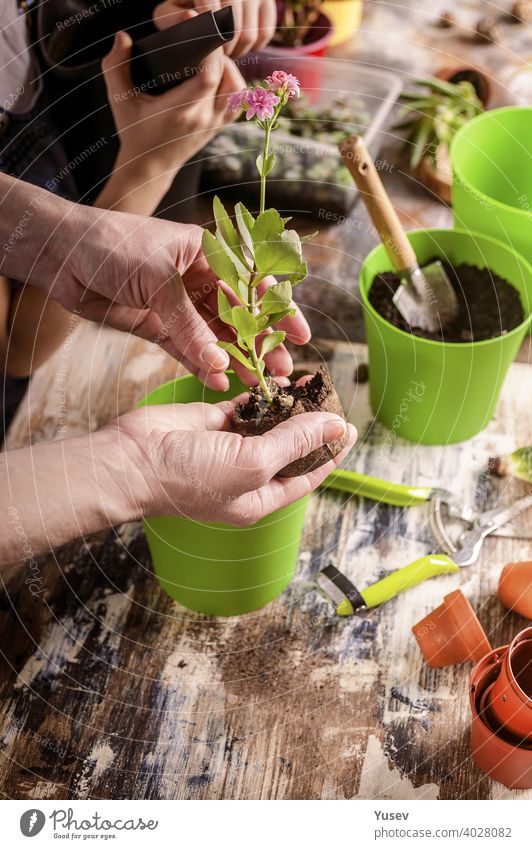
[324,418,347,442]
[347,423,357,440]
[203,342,229,370]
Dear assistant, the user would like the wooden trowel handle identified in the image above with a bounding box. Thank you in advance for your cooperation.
[340,135,417,273]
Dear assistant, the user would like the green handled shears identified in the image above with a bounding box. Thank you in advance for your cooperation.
[322,468,451,508]
[318,469,532,614]
[317,469,461,613]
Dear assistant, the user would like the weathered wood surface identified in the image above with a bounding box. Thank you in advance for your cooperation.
[1,325,531,800]
[1,0,532,802]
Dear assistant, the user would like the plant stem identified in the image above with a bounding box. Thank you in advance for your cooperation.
[248,344,273,404]
[260,123,271,215]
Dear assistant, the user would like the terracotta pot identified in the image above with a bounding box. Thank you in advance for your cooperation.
[416,144,452,204]
[498,561,532,618]
[470,646,532,789]
[484,627,532,743]
[436,65,492,106]
[412,589,491,668]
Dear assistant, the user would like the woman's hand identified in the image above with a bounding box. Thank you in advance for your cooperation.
[106,398,357,525]
[98,31,245,214]
[153,0,277,57]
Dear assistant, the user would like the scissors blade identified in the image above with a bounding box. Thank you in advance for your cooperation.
[478,493,532,534]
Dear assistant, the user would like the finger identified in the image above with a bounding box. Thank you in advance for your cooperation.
[153,2,198,30]
[239,412,349,483]
[263,341,293,377]
[101,31,134,100]
[213,56,246,119]
[255,277,311,345]
[224,429,357,525]
[133,400,231,432]
[251,428,357,515]
[257,0,277,51]
[220,0,241,55]
[231,0,259,57]
[154,270,230,377]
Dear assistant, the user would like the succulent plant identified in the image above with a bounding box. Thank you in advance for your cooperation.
[395,77,483,169]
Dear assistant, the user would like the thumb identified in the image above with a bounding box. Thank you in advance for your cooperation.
[101,31,134,100]
[253,412,350,478]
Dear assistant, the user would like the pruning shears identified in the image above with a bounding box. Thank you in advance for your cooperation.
[318,469,532,615]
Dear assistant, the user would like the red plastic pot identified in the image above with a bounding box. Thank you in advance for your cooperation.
[412,590,491,668]
[483,627,532,744]
[470,645,532,789]
[498,561,532,619]
[268,11,334,58]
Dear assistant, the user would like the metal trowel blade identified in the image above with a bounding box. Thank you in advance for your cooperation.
[393,260,459,333]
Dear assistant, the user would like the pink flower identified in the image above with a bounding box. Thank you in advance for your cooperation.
[243,88,280,121]
[227,89,248,113]
[266,70,301,98]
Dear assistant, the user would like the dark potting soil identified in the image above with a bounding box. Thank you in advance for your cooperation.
[233,364,348,477]
[368,261,524,342]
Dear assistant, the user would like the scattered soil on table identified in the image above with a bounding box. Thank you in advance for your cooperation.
[233,364,348,477]
[368,261,524,342]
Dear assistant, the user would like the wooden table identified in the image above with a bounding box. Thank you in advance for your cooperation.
[1,0,531,801]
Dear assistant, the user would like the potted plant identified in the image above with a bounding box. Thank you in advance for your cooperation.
[140,71,349,616]
[395,77,483,203]
[268,1,334,57]
[357,227,532,444]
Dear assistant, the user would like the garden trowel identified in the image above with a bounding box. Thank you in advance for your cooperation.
[339,135,459,332]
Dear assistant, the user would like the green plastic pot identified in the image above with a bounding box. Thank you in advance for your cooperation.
[451,107,532,266]
[359,228,532,444]
[138,374,309,616]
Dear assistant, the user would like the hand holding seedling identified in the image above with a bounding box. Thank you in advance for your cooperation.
[111,398,355,526]
[203,71,314,402]
[0,172,310,391]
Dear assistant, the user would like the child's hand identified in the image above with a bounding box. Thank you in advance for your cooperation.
[153,0,277,57]
[101,31,245,183]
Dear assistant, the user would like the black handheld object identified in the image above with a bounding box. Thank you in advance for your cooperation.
[130,7,235,95]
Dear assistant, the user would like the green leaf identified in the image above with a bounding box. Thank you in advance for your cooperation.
[252,209,285,244]
[260,331,286,357]
[261,280,293,314]
[231,307,258,345]
[212,196,250,277]
[254,229,304,276]
[300,231,318,243]
[257,308,296,331]
[217,287,234,325]
[255,153,275,177]
[287,261,308,286]
[202,229,239,290]
[215,226,251,281]
[217,341,253,371]
[234,202,255,256]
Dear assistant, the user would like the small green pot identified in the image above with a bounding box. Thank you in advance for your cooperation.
[359,228,532,445]
[451,107,532,266]
[138,374,309,616]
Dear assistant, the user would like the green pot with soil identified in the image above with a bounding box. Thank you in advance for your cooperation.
[139,373,311,617]
[359,228,532,444]
[451,106,532,267]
